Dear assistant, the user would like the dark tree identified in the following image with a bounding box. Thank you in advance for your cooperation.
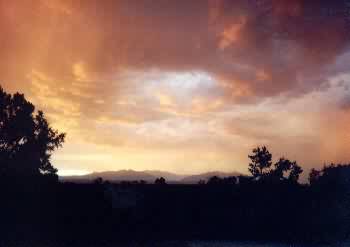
[248,146,272,179]
[155,177,166,185]
[93,177,103,185]
[272,158,302,182]
[288,161,303,182]
[207,176,237,185]
[0,87,65,181]
[139,180,147,185]
[311,163,350,187]
[309,168,321,185]
[198,179,206,185]
[272,157,293,180]
[238,175,253,185]
[223,176,237,185]
[207,176,222,185]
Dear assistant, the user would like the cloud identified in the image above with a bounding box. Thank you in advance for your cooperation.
[1,0,350,175]
[2,0,349,101]
[218,16,246,50]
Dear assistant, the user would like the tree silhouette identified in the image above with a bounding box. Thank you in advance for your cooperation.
[139,180,147,185]
[310,163,350,187]
[272,158,302,182]
[198,179,206,185]
[309,168,321,185]
[223,176,237,185]
[248,146,303,183]
[207,176,222,185]
[206,176,237,185]
[288,161,303,182]
[248,146,272,180]
[272,157,293,180]
[93,177,103,185]
[238,175,253,185]
[155,177,166,185]
[0,87,65,181]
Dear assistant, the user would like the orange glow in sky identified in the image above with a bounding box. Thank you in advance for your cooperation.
[1,0,350,177]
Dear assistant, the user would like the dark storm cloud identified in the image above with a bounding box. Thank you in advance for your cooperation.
[77,0,350,100]
[1,0,349,101]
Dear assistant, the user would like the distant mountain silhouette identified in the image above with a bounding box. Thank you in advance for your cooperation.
[61,170,157,183]
[60,169,186,183]
[60,170,241,184]
[180,171,242,184]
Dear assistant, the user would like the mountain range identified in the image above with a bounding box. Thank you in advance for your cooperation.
[60,169,241,184]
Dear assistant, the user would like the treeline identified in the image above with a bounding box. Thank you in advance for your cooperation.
[0,86,350,245]
[1,152,349,245]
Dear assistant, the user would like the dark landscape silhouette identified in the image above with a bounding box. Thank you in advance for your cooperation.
[60,170,242,184]
[1,87,350,245]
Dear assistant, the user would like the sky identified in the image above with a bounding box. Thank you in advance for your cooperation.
[1,0,350,177]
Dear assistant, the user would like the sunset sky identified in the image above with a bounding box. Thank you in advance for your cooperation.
[1,0,350,177]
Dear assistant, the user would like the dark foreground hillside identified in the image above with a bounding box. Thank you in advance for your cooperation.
[1,171,349,245]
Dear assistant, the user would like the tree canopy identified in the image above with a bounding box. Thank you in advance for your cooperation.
[248,146,272,179]
[0,87,65,181]
[248,146,303,183]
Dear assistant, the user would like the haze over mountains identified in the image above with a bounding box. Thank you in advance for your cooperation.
[60,170,241,184]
